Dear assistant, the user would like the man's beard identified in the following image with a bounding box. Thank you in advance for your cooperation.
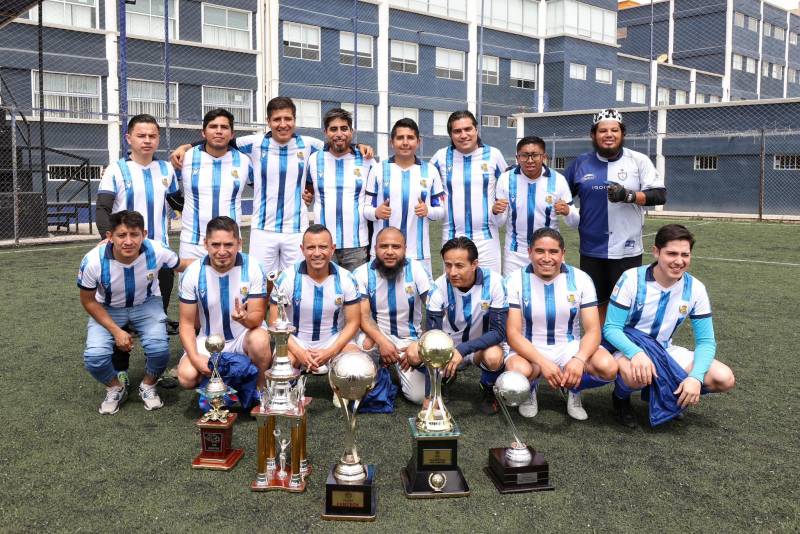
[375,257,404,279]
[593,138,624,159]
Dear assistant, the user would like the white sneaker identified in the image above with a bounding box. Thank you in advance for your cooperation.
[99,385,127,415]
[518,387,538,418]
[566,390,588,421]
[332,393,341,408]
[139,383,164,411]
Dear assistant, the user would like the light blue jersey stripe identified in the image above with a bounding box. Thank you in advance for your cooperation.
[405,261,418,338]
[545,283,556,345]
[400,169,410,239]
[275,145,288,232]
[461,293,473,343]
[198,262,210,336]
[211,160,222,219]
[317,151,326,227]
[526,180,536,247]
[119,159,135,211]
[312,286,324,341]
[628,266,649,326]
[544,172,556,228]
[522,268,532,340]
[463,155,473,239]
[335,160,345,248]
[292,270,303,333]
[368,266,378,321]
[331,268,343,334]
[509,169,519,252]
[417,164,428,259]
[143,168,155,240]
[259,135,270,229]
[565,264,578,341]
[191,149,202,244]
[123,266,136,308]
[100,247,112,306]
[353,172,362,248]
[219,275,233,340]
[481,146,492,240]
[388,277,398,336]
[445,147,455,240]
[649,290,671,339]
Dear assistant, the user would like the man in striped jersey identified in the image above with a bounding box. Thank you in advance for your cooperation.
[430,111,508,274]
[306,108,376,272]
[178,109,253,261]
[494,136,579,276]
[505,228,617,420]
[353,227,431,404]
[603,224,735,427]
[365,118,445,274]
[176,216,271,391]
[78,211,192,414]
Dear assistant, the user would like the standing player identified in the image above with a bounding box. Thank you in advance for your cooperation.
[354,227,431,404]
[305,108,376,271]
[494,136,579,276]
[430,110,507,274]
[178,109,253,260]
[176,216,271,390]
[410,237,508,415]
[78,210,191,414]
[505,228,617,420]
[565,109,666,320]
[364,118,445,274]
[603,224,735,427]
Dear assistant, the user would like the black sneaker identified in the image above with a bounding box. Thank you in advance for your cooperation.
[478,384,499,416]
[166,319,180,336]
[612,392,637,428]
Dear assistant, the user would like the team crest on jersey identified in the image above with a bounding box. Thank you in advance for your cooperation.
[231,169,239,178]
[335,296,343,306]
[240,286,249,297]
[481,301,489,311]
[545,195,553,204]
[162,177,169,186]
[147,272,155,282]
[297,152,304,160]
[420,179,427,188]
[481,163,488,172]
[405,285,415,295]
[567,293,576,304]
[582,173,595,182]
[679,304,688,315]
[354,168,361,177]
[617,170,627,181]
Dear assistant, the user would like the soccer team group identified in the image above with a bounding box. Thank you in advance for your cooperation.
[77,97,736,428]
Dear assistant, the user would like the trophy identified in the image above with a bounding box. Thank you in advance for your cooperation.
[322,351,378,521]
[192,334,244,470]
[400,330,470,498]
[485,371,554,493]
[250,273,311,492]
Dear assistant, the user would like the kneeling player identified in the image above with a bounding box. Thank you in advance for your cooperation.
[506,228,617,420]
[603,224,736,427]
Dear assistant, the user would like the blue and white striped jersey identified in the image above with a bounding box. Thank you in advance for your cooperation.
[235,132,323,234]
[430,144,507,243]
[179,145,253,245]
[178,253,267,342]
[78,239,179,308]
[271,261,362,344]
[97,159,179,246]
[427,268,508,344]
[495,165,578,253]
[565,148,663,259]
[353,258,433,341]
[609,265,712,348]
[506,263,597,347]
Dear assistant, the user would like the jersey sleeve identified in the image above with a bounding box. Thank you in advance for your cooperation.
[490,273,508,310]
[233,133,262,154]
[307,136,325,152]
[492,148,508,177]
[353,265,369,294]
[344,272,362,304]
[505,271,522,308]
[77,252,99,290]
[608,268,636,310]
[157,242,180,270]
[426,163,446,221]
[178,264,199,303]
[556,172,580,227]
[577,269,598,308]
[97,163,118,196]
[412,261,432,296]
[426,278,446,313]
[493,171,510,227]
[248,260,267,298]
[689,278,712,319]
[637,152,664,190]
[363,164,379,221]
[165,164,180,194]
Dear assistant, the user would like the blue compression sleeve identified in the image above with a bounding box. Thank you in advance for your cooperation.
[688,316,716,383]
[602,302,644,359]
[455,308,507,358]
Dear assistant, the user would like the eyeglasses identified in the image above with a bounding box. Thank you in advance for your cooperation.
[516,153,545,161]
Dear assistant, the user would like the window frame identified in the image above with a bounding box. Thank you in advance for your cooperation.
[294,99,321,129]
[480,55,500,85]
[509,59,536,89]
[734,12,745,28]
[29,0,98,30]
[481,115,500,128]
[595,67,612,84]
[126,78,179,121]
[507,117,518,129]
[433,111,450,136]
[47,164,104,182]
[630,82,646,104]
[773,154,800,171]
[389,40,419,74]
[693,155,718,171]
[732,53,743,71]
[202,3,252,50]
[282,21,321,61]
[339,31,374,68]
[389,107,419,128]
[746,57,757,74]
[552,156,566,170]
[126,0,178,40]
[569,62,587,80]
[747,16,758,32]
[657,86,670,106]
[31,70,102,120]
[201,85,254,126]
[435,47,465,81]
[674,89,687,105]
[340,102,375,132]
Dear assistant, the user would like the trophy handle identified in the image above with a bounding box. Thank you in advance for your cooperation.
[338,395,361,465]
[497,399,525,449]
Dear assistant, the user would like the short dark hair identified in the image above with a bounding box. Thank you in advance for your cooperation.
[202,108,235,130]
[205,216,240,239]
[654,224,695,250]
[375,226,406,244]
[323,107,353,129]
[391,118,419,139]
[109,210,145,232]
[530,227,565,250]
[446,110,478,137]
[516,135,545,154]
[127,114,160,133]
[591,121,627,136]
[441,236,478,263]
[267,96,296,119]
[304,223,332,240]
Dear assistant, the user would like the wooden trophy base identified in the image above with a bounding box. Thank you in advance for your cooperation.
[250,465,312,492]
[484,446,555,493]
[322,465,377,521]
[192,413,244,471]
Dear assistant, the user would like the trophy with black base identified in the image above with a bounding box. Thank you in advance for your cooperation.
[322,351,378,521]
[192,335,244,470]
[485,371,554,493]
[400,330,470,498]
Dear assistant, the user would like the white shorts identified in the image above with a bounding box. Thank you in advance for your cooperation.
[292,333,342,352]
[192,329,260,358]
[613,344,694,370]
[474,237,502,274]
[510,339,581,369]
[179,241,207,260]
[503,247,530,277]
[249,228,303,274]
[356,332,426,405]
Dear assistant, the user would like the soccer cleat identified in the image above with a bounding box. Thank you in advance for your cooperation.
[139,383,164,411]
[518,386,538,418]
[566,391,588,421]
[612,391,637,428]
[478,384,499,415]
[99,384,128,415]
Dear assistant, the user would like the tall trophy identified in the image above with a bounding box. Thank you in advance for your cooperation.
[485,371,554,493]
[192,334,244,470]
[250,273,311,492]
[322,351,378,521]
[400,330,470,498]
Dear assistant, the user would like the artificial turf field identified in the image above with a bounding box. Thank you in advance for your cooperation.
[1,217,798,532]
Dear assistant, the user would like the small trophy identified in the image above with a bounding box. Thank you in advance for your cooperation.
[250,274,311,492]
[192,334,244,470]
[400,330,470,498]
[323,351,378,521]
[485,371,554,493]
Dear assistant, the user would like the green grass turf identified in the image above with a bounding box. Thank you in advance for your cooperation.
[1,218,798,532]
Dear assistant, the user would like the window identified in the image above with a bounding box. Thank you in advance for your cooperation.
[295,99,321,128]
[283,22,320,60]
[203,4,250,49]
[390,40,418,74]
[436,48,465,80]
[788,68,797,84]
[30,0,97,29]
[340,103,374,132]
[695,93,706,104]
[546,0,617,45]
[32,71,100,119]
[616,79,625,101]
[630,82,646,104]
[595,68,612,84]
[552,157,566,169]
[657,87,670,106]
[481,115,500,128]
[202,86,252,126]
[617,27,627,40]
[732,54,743,71]
[340,32,373,68]
[790,32,798,45]
[126,0,176,39]
[762,61,771,77]
[772,64,783,80]
[675,90,687,105]
[507,117,518,129]
[433,111,450,136]
[774,26,785,41]
[746,57,756,74]
[390,107,418,127]
[734,12,745,28]
[748,16,758,32]
[481,55,499,85]
[127,79,178,120]
[693,156,718,171]
[708,94,720,103]
[510,60,536,89]
[569,63,586,80]
[763,22,772,37]
[47,164,103,182]
[484,0,539,36]
[774,155,800,170]
[388,0,466,20]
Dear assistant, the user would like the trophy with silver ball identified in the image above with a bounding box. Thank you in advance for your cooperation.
[192,334,244,470]
[322,350,378,521]
[485,371,554,493]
